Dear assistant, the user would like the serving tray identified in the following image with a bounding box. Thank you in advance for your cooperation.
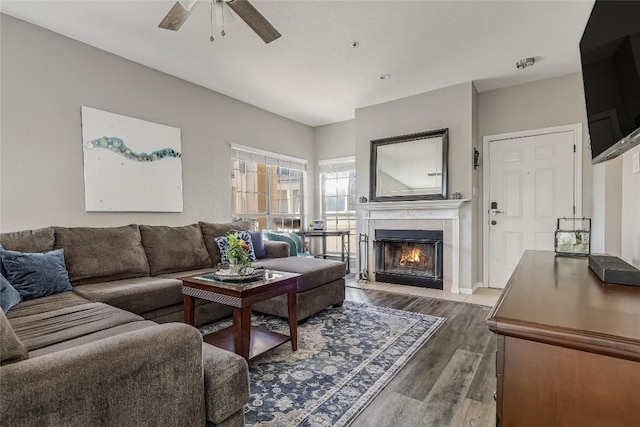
[210,268,265,282]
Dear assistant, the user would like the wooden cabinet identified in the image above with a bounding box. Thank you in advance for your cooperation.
[487,251,640,426]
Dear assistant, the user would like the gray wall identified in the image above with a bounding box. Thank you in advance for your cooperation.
[620,146,640,268]
[314,119,356,161]
[478,72,640,271]
[478,73,592,285]
[478,73,592,216]
[313,119,356,218]
[471,84,481,286]
[591,157,622,256]
[0,15,315,232]
[355,82,476,289]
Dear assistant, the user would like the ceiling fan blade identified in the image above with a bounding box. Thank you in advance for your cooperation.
[159,1,198,31]
[227,0,281,44]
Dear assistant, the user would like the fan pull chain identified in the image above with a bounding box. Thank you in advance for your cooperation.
[209,0,214,42]
[221,1,226,37]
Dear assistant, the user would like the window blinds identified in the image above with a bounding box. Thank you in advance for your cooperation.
[318,156,356,174]
[231,144,307,171]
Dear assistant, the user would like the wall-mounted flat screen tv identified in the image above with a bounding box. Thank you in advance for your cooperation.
[580,0,640,164]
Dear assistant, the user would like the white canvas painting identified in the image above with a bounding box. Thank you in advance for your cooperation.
[81,106,183,212]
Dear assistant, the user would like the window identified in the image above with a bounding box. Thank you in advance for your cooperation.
[231,145,306,231]
[319,157,356,257]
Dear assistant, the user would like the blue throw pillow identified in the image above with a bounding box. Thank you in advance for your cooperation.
[215,231,257,264]
[0,244,7,278]
[251,231,267,259]
[1,249,73,301]
[0,275,22,313]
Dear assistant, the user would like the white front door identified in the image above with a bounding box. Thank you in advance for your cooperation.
[485,126,582,288]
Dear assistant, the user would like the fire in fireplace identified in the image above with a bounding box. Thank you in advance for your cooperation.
[374,229,443,289]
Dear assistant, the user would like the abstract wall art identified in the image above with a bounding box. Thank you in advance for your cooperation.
[81,106,183,212]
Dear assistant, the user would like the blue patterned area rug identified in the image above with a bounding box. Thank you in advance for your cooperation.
[200,301,445,427]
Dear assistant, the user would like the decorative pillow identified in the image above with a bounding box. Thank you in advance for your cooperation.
[1,249,73,301]
[0,275,21,313]
[250,231,267,259]
[198,221,253,266]
[215,231,257,264]
[0,244,7,278]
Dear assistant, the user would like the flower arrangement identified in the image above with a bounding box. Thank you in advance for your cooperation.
[226,231,251,274]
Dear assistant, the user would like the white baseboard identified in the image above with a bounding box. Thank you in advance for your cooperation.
[459,282,483,295]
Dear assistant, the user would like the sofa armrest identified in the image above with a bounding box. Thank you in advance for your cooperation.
[263,240,290,258]
[202,343,249,425]
[0,323,206,426]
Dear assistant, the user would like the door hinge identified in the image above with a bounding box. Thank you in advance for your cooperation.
[573,206,576,215]
[573,144,576,153]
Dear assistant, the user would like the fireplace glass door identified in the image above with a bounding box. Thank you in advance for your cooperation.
[383,241,437,277]
[374,229,443,289]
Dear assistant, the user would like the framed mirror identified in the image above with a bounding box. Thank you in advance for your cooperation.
[370,128,448,201]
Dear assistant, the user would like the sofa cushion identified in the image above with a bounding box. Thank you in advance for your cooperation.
[199,220,252,266]
[54,225,150,285]
[72,277,183,314]
[1,248,73,301]
[140,224,212,275]
[263,240,290,259]
[252,257,346,292]
[252,278,345,321]
[29,320,158,358]
[6,291,91,319]
[202,343,250,424]
[265,232,297,256]
[0,227,55,254]
[0,275,21,313]
[139,299,232,326]
[0,310,28,366]
[9,302,143,352]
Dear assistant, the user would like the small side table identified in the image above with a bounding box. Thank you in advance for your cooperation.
[294,230,351,273]
[180,270,302,361]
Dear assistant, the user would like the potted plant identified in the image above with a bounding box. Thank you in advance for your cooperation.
[226,231,251,274]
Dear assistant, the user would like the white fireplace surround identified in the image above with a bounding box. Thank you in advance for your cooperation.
[356,199,468,294]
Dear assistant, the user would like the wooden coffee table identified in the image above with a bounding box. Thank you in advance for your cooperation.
[180,270,302,361]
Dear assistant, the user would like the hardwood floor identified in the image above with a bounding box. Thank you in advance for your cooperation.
[346,286,496,427]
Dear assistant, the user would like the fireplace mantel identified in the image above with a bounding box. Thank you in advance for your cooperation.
[356,200,469,293]
[356,200,468,220]
[355,199,467,211]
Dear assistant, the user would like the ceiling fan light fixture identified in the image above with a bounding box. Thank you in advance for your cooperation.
[213,0,235,26]
[516,57,535,70]
[160,0,280,43]
[178,0,198,11]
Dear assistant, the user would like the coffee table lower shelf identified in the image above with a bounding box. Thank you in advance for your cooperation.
[203,325,292,360]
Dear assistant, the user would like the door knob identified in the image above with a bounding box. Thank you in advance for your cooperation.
[491,220,497,225]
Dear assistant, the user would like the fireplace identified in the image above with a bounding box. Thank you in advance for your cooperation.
[374,229,443,289]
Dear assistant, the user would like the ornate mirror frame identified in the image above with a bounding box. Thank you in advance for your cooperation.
[370,128,449,202]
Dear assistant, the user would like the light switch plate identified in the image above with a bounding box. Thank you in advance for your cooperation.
[633,152,640,174]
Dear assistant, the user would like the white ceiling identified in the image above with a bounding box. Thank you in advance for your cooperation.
[0,0,595,127]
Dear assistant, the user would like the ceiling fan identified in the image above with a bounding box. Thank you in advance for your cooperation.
[158,0,281,44]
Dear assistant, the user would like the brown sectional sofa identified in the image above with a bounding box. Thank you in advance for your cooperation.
[0,220,346,426]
